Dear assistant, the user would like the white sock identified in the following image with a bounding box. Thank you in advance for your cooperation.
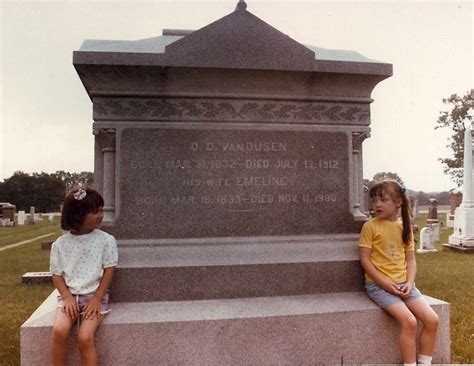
[404,363,416,366]
[417,354,432,364]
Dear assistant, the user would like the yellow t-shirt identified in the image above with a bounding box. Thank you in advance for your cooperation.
[359,217,414,284]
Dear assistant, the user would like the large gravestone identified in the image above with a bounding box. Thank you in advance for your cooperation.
[21,2,450,364]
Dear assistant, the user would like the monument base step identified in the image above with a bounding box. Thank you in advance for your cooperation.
[21,290,450,365]
[442,243,474,253]
[112,234,365,301]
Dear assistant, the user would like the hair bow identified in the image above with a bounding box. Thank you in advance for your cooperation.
[73,189,87,200]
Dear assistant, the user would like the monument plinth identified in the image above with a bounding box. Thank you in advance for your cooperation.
[21,2,450,364]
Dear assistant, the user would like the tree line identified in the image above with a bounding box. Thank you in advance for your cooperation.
[364,172,450,206]
[0,171,93,212]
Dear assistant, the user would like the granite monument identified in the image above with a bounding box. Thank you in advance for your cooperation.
[21,2,450,364]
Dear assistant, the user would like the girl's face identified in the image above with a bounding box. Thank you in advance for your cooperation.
[371,192,401,221]
[80,207,104,233]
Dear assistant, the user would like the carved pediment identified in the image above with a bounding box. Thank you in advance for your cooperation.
[164,4,315,71]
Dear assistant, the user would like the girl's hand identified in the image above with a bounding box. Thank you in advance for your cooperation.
[381,280,403,296]
[62,296,79,319]
[82,297,101,320]
[399,282,414,298]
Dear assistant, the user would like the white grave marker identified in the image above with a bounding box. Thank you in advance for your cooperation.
[418,226,437,253]
[18,210,26,225]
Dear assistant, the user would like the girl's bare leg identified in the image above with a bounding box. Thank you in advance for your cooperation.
[406,297,439,357]
[383,302,418,363]
[76,315,104,366]
[51,309,76,366]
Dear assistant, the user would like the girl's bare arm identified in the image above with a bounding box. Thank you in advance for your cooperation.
[52,274,79,318]
[82,267,115,319]
[400,250,416,297]
[359,247,403,296]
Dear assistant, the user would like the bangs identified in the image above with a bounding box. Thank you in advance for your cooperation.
[369,184,387,199]
[369,181,399,199]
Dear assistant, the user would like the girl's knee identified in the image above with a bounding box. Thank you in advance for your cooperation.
[400,314,418,333]
[424,311,440,331]
[51,324,71,343]
[77,332,95,350]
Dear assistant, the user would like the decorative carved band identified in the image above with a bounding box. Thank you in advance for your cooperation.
[93,128,116,150]
[93,97,370,125]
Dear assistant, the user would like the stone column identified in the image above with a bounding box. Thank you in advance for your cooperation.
[352,131,369,220]
[94,129,116,221]
[448,112,474,248]
[460,119,474,208]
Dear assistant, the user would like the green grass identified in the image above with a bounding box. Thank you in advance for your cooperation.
[414,215,474,363]
[0,215,473,364]
[0,217,61,247]
[0,232,59,366]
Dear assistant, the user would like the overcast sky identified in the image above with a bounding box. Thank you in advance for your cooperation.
[1,0,472,192]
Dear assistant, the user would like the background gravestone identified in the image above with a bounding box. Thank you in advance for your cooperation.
[446,189,462,228]
[21,2,450,364]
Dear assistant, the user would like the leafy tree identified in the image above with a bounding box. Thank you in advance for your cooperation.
[52,171,94,191]
[368,172,405,188]
[435,89,474,186]
[0,171,94,212]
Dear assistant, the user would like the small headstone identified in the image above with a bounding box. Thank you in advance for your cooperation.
[21,272,52,284]
[28,207,35,224]
[446,212,455,229]
[48,213,54,222]
[2,204,16,224]
[417,226,437,253]
[446,190,462,228]
[1,218,13,227]
[430,222,441,242]
[413,198,419,219]
[427,198,439,225]
[18,210,26,225]
[408,195,418,220]
[449,190,463,214]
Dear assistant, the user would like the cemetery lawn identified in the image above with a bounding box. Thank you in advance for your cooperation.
[0,216,61,247]
[0,225,60,366]
[0,214,473,364]
[414,215,474,363]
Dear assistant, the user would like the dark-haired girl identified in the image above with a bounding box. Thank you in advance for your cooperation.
[359,180,439,365]
[50,187,118,366]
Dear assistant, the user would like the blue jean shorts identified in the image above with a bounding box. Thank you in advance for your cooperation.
[57,292,110,315]
[365,282,422,308]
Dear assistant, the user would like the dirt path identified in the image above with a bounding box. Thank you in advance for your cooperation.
[0,232,58,252]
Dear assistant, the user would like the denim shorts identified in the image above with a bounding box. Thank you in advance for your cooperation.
[365,282,422,308]
[57,292,110,315]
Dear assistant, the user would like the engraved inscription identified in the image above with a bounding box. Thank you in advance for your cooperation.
[120,129,350,237]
